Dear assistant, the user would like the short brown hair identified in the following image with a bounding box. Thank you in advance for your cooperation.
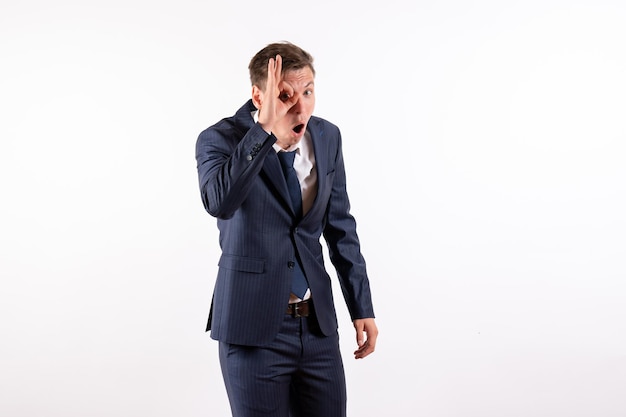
[248,41,315,88]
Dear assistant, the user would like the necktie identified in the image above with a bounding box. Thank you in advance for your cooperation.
[277,150,308,299]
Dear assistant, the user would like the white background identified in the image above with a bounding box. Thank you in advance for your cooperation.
[1,1,625,416]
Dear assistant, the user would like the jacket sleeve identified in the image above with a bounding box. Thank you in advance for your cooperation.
[195,122,276,219]
[322,128,375,320]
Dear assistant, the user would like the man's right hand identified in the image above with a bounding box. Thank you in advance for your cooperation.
[256,54,297,134]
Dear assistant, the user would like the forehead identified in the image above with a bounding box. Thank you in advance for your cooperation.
[282,67,315,86]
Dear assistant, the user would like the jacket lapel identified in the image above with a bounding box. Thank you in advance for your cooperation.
[303,117,327,222]
[262,149,295,215]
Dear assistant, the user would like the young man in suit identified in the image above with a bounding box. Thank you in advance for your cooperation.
[195,41,378,417]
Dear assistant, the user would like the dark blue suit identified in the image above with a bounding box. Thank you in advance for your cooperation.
[196,100,375,416]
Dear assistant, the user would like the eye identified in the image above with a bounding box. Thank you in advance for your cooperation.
[279,92,291,102]
[304,90,313,96]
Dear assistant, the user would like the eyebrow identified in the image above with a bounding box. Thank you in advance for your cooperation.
[285,80,315,90]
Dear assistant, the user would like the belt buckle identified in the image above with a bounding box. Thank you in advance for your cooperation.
[292,302,302,318]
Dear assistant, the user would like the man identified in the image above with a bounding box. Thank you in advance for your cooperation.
[195,41,378,417]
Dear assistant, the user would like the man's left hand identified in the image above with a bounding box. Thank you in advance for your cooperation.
[353,318,378,359]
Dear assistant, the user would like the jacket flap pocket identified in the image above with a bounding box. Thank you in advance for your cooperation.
[218,254,265,273]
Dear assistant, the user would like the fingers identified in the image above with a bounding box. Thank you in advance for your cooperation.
[354,341,373,359]
[258,54,296,130]
[266,54,282,91]
[271,56,295,104]
[258,55,284,130]
[278,83,295,103]
[274,54,282,81]
[270,55,296,103]
[354,336,374,359]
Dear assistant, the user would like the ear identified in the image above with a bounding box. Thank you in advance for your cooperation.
[251,85,263,109]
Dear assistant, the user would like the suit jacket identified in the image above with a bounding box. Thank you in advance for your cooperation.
[196,100,375,346]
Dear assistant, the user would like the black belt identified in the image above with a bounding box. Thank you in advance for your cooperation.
[286,299,312,318]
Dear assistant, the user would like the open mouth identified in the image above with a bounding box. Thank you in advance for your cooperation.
[293,124,305,134]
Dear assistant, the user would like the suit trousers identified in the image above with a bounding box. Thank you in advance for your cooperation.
[218,309,347,417]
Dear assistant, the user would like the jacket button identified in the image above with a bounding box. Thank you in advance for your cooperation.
[287,261,295,269]
[246,155,253,161]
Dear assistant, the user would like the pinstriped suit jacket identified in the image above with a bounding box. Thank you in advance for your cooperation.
[196,100,375,346]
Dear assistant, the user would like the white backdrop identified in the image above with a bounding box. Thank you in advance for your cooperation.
[1,1,625,416]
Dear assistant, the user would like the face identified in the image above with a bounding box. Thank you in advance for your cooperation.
[262,67,316,148]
